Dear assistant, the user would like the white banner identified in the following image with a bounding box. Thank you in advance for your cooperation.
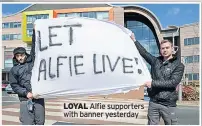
[31,17,151,98]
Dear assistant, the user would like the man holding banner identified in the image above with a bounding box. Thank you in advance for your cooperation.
[9,27,45,125]
[131,34,184,125]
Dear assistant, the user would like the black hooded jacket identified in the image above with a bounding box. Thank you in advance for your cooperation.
[9,29,36,101]
[134,40,185,107]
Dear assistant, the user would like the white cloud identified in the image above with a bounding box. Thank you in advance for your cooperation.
[186,9,193,14]
[2,12,13,17]
[167,7,180,15]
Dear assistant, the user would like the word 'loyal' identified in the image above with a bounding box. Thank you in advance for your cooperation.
[38,54,143,81]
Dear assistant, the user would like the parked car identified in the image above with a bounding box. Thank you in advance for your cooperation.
[5,84,15,94]
[2,80,9,91]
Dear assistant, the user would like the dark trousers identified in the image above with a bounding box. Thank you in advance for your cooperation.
[147,101,178,125]
[19,98,45,125]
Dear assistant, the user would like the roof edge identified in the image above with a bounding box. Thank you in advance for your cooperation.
[123,5,163,31]
[3,4,113,18]
[3,4,33,18]
[180,22,199,28]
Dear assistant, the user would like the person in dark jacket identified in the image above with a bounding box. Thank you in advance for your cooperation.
[131,33,184,125]
[9,27,45,125]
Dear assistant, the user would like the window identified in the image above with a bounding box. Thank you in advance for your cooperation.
[189,56,193,63]
[184,39,188,45]
[27,29,33,37]
[4,51,13,68]
[10,22,14,28]
[126,20,159,69]
[186,56,193,63]
[186,73,199,80]
[27,23,33,29]
[10,34,14,40]
[13,34,18,40]
[44,15,49,19]
[57,11,109,21]
[193,73,199,80]
[36,15,45,19]
[187,38,192,45]
[142,26,149,39]
[194,55,199,62]
[5,59,13,68]
[191,38,195,45]
[2,34,10,40]
[185,55,199,64]
[58,14,66,18]
[96,12,109,21]
[35,15,40,19]
[18,34,22,40]
[2,22,21,29]
[150,42,159,55]
[89,12,96,18]
[195,37,199,44]
[80,12,96,18]
[134,26,143,40]
[27,15,33,22]
[26,14,49,37]
[184,37,200,46]
[67,13,80,17]
[188,74,193,81]
[18,22,21,27]
[2,34,21,41]
[14,22,21,28]
[2,23,9,28]
[81,12,89,17]
[27,14,49,23]
[127,20,158,57]
[58,11,108,20]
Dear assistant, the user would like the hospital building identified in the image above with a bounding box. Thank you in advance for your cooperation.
[2,4,200,99]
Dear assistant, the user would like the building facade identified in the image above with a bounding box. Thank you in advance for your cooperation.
[2,12,27,80]
[180,23,200,85]
[2,4,200,98]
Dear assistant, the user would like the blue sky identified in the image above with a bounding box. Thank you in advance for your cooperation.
[2,4,200,29]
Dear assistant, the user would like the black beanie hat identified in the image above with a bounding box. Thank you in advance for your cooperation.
[13,47,26,55]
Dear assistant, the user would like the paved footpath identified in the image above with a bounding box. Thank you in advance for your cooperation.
[2,97,149,125]
[177,101,199,106]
